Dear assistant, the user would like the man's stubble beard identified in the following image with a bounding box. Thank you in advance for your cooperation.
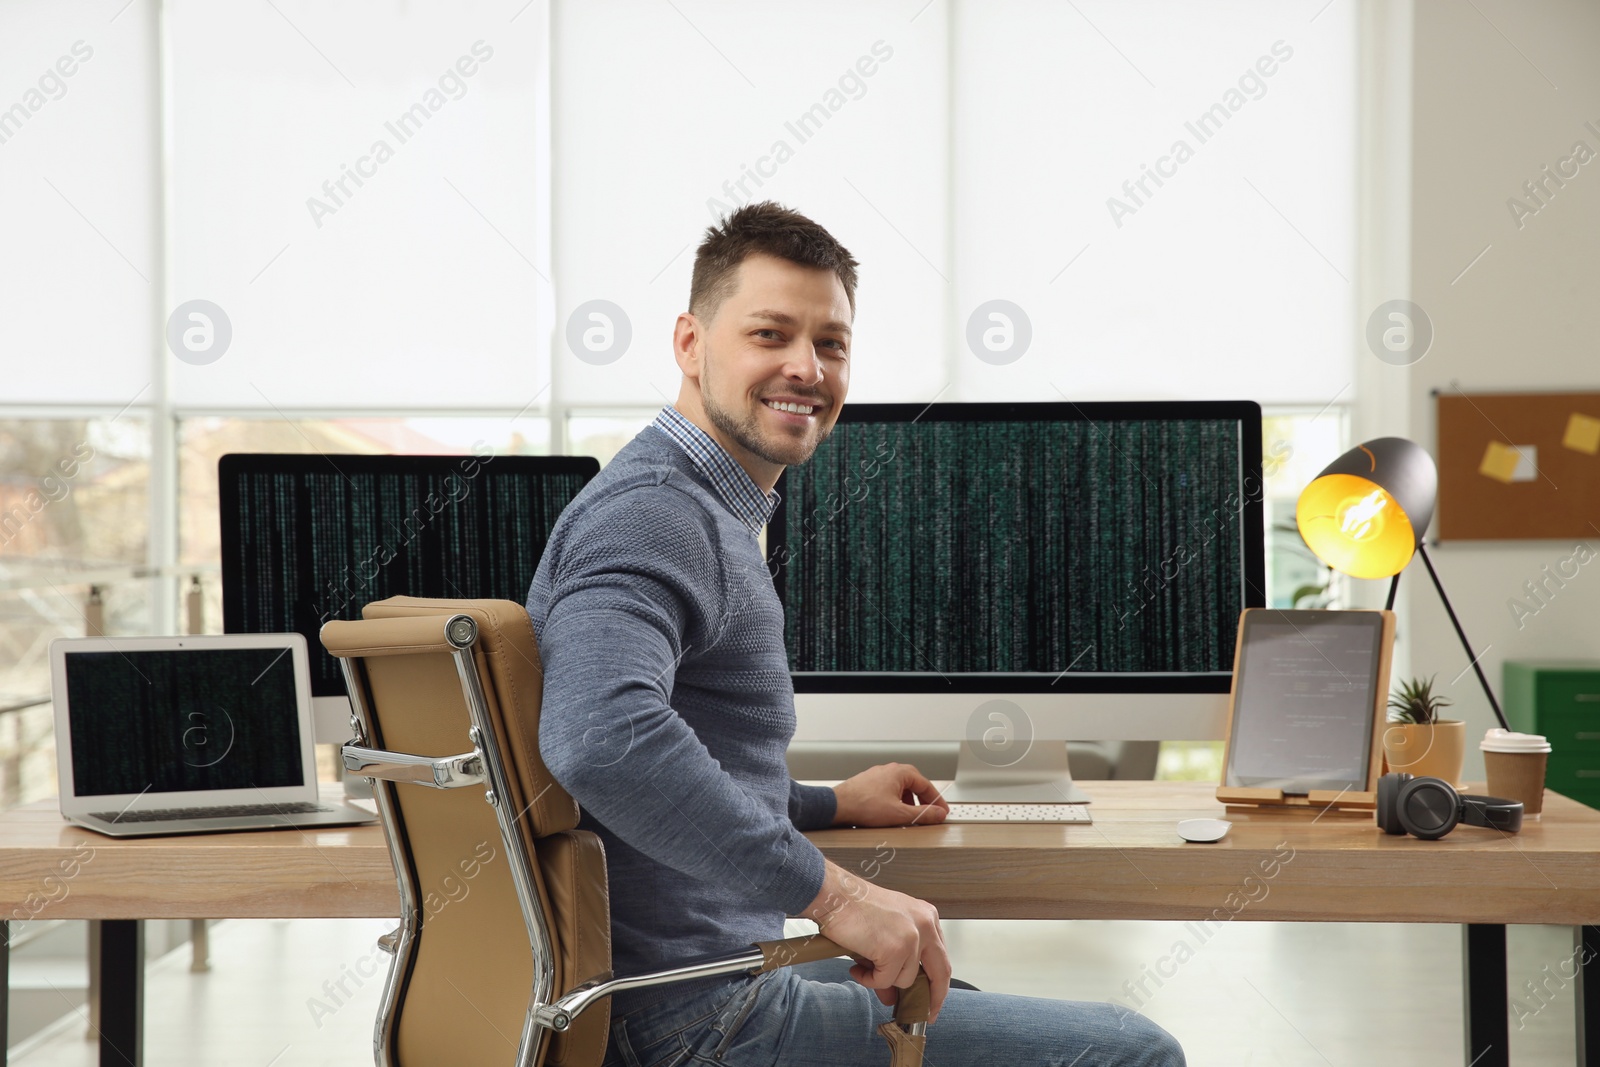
[699,340,833,468]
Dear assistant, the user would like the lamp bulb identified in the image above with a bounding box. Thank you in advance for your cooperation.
[1336,489,1389,542]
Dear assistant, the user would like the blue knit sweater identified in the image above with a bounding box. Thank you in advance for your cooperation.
[527,422,836,1012]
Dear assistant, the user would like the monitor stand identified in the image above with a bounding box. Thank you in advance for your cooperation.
[939,739,1093,804]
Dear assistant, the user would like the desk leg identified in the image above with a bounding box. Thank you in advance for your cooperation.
[1463,924,1509,1067]
[2,919,10,1067]
[98,920,142,1067]
[1577,925,1600,1066]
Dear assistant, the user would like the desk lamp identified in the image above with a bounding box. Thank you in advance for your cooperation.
[1294,436,1510,731]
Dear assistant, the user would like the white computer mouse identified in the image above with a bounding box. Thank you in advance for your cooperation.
[1176,818,1231,843]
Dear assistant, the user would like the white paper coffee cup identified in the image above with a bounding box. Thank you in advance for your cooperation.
[1481,729,1550,815]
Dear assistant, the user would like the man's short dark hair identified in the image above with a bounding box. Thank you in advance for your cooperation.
[689,201,859,323]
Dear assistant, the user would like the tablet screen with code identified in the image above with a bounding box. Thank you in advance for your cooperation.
[1223,610,1390,794]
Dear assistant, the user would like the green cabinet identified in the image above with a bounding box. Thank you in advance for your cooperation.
[1503,660,1600,809]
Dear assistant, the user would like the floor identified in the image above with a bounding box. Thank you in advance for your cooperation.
[6,917,1583,1066]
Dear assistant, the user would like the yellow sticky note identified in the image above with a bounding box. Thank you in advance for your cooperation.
[1479,440,1520,483]
[1563,412,1600,455]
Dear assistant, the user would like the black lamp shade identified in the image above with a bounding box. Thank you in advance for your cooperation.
[1295,437,1439,579]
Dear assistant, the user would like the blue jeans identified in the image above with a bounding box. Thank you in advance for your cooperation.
[598,957,1185,1067]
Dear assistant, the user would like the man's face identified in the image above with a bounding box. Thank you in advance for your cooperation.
[684,253,852,472]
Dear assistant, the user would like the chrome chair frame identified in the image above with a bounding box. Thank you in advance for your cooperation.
[339,611,928,1067]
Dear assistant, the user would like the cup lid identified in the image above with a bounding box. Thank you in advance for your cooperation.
[1481,727,1552,753]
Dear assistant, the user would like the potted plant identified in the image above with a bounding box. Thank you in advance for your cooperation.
[1382,675,1466,787]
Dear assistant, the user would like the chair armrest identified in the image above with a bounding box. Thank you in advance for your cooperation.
[750,934,854,971]
[533,933,845,1031]
[534,933,931,1062]
[342,743,485,789]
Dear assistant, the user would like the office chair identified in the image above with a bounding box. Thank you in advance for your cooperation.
[322,596,931,1067]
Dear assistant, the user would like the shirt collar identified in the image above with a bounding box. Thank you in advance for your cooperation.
[652,406,780,534]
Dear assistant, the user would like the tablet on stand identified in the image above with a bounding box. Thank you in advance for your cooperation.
[1216,608,1396,815]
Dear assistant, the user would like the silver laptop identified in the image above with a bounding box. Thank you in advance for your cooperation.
[50,633,377,837]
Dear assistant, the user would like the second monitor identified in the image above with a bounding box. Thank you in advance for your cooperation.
[219,451,599,741]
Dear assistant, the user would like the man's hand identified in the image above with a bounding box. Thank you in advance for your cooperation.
[800,860,952,1025]
[832,762,949,828]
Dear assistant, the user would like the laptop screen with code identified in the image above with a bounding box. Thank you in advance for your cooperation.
[64,647,303,796]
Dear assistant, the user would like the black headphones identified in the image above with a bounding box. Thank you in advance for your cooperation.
[1376,773,1524,840]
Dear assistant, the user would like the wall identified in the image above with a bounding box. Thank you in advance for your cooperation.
[1408,0,1600,780]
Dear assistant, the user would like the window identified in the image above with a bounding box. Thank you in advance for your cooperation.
[566,411,657,468]
[0,416,151,804]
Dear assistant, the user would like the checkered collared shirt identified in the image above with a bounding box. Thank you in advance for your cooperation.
[651,406,780,535]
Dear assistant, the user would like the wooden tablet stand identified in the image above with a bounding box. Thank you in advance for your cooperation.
[1216,785,1375,814]
[1215,608,1396,818]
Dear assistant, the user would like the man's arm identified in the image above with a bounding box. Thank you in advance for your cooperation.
[791,764,953,1022]
[535,487,825,917]
[788,779,838,830]
[791,764,951,828]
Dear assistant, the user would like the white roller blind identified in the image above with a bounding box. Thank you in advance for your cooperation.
[8,1,1357,413]
[0,5,157,406]
[166,0,551,411]
[553,0,1356,409]
[551,0,952,407]
[951,0,1357,404]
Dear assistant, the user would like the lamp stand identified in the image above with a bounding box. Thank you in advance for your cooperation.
[1394,543,1511,732]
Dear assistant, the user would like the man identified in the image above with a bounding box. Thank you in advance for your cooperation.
[527,202,1185,1065]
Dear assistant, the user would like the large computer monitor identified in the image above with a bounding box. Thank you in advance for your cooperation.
[769,401,1266,802]
[219,452,598,740]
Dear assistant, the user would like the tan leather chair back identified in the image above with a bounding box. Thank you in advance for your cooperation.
[323,597,611,1067]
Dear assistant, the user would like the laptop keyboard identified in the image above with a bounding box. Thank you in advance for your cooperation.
[943,803,1093,824]
[90,801,334,824]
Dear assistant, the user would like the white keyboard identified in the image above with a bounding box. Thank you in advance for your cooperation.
[943,803,1093,824]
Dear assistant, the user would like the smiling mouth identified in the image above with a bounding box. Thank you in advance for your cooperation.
[762,398,822,417]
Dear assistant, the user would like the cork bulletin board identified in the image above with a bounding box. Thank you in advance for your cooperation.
[1435,391,1600,541]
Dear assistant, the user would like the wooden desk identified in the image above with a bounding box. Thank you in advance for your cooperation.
[811,779,1600,1067]
[0,796,394,922]
[3,781,1596,1067]
[813,780,1600,927]
[0,789,394,1067]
